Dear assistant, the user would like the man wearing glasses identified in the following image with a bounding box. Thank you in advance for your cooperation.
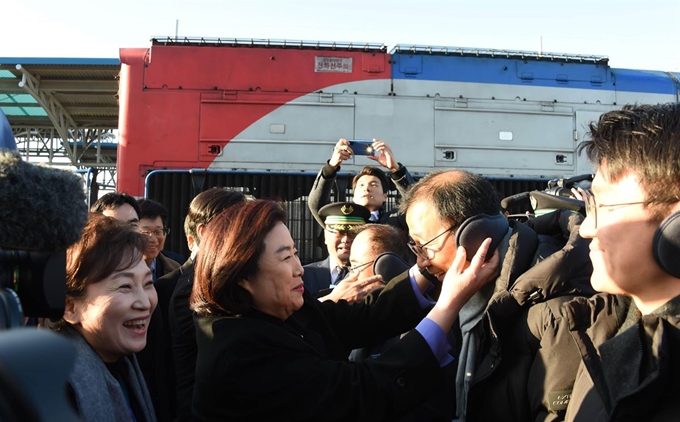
[564,103,680,421]
[400,170,594,422]
[136,197,181,422]
[138,198,181,281]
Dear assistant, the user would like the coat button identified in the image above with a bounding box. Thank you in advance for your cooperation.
[396,377,406,387]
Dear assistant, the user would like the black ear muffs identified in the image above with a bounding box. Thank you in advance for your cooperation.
[652,211,680,278]
[372,252,410,284]
[455,213,509,262]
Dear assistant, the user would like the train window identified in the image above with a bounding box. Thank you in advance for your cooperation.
[499,131,513,141]
[270,124,285,134]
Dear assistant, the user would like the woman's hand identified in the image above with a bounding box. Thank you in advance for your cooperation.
[426,238,500,332]
[320,271,384,304]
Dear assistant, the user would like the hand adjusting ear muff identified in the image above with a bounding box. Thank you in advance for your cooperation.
[652,211,680,278]
[455,213,509,262]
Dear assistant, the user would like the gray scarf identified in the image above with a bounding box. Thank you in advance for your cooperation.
[63,326,157,422]
[455,228,511,421]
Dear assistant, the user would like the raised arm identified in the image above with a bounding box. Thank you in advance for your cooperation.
[308,139,352,227]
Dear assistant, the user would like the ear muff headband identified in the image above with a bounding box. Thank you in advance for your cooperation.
[455,213,509,261]
[652,211,680,278]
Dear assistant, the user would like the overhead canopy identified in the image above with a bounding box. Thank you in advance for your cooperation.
[0,57,120,129]
[0,57,121,174]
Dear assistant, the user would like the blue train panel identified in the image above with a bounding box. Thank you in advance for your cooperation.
[390,46,612,91]
[611,69,679,95]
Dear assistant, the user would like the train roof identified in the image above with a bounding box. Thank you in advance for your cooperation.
[390,44,609,64]
[150,37,388,52]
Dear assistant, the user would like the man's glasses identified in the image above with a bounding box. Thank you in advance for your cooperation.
[348,260,375,274]
[140,228,170,238]
[582,189,645,229]
[408,227,454,260]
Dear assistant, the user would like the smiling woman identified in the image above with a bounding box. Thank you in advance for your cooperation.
[189,199,500,422]
[47,213,158,422]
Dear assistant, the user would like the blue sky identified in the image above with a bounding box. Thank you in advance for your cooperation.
[3,0,679,71]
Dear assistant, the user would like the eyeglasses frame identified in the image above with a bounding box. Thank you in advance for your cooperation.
[408,226,454,260]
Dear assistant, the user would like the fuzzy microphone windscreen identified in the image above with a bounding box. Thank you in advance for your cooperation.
[0,150,88,252]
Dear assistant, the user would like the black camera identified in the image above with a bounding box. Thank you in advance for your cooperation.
[543,174,593,198]
[0,250,67,326]
[501,174,593,220]
[0,146,85,421]
[0,252,79,422]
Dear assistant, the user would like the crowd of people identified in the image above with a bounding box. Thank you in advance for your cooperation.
[6,102,680,421]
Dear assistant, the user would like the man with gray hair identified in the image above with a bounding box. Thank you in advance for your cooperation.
[400,170,594,421]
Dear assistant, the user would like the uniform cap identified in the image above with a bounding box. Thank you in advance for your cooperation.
[319,202,370,231]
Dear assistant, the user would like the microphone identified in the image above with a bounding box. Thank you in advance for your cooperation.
[0,150,87,252]
[500,192,530,211]
[0,149,88,319]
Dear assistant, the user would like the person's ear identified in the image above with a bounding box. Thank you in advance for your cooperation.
[186,234,197,252]
[196,223,207,240]
[62,296,80,325]
[237,278,254,295]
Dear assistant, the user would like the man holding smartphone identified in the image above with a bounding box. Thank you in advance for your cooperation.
[308,138,414,229]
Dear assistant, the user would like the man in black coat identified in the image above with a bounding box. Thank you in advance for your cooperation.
[401,170,595,422]
[136,198,181,422]
[162,188,249,422]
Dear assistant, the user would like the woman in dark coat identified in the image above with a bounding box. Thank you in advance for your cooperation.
[190,200,499,422]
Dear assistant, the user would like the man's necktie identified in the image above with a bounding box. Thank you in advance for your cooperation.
[334,266,349,285]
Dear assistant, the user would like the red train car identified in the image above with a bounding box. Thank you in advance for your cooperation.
[118,38,391,197]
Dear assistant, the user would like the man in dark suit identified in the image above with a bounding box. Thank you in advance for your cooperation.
[308,138,414,230]
[135,198,181,421]
[162,188,250,422]
[303,202,370,296]
[137,199,181,280]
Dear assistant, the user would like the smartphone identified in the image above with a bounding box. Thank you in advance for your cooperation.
[348,139,375,156]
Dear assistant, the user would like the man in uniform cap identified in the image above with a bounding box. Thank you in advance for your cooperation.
[303,202,370,296]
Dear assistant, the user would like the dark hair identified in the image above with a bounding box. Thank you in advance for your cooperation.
[579,102,680,219]
[352,166,390,194]
[183,188,248,247]
[399,170,501,229]
[46,213,148,330]
[354,224,413,264]
[66,213,147,298]
[90,192,141,218]
[138,198,170,228]
[190,200,287,317]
